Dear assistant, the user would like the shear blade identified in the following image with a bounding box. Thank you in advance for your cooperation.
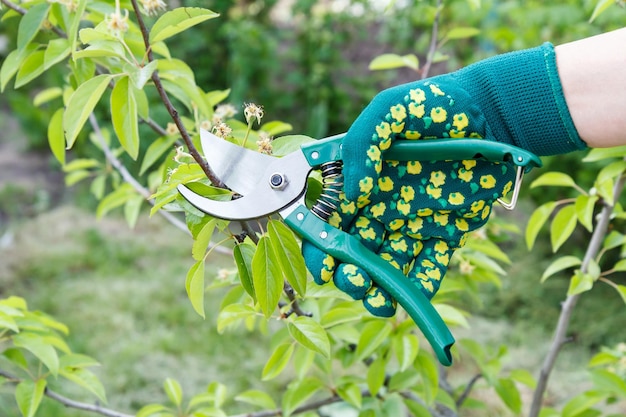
[200,129,279,194]
[178,149,312,220]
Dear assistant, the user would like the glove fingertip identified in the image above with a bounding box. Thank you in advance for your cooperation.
[363,287,397,317]
[334,264,372,300]
[302,241,336,286]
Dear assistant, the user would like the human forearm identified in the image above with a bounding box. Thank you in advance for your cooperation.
[555,28,626,148]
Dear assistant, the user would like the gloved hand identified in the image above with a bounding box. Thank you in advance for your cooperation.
[303,43,587,317]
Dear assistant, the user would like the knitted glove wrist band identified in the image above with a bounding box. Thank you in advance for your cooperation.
[453,42,587,156]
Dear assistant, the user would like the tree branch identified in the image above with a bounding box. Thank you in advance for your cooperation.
[128,0,258,245]
[1,0,66,38]
[456,373,482,408]
[529,172,626,417]
[0,369,134,417]
[129,0,223,188]
[420,0,443,79]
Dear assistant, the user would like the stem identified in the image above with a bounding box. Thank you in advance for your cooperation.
[420,0,443,79]
[529,174,626,417]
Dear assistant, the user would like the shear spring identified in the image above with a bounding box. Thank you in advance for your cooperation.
[311,161,343,221]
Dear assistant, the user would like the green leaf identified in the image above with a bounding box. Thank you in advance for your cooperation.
[550,205,577,252]
[59,367,107,403]
[13,332,59,376]
[129,60,158,89]
[60,353,100,369]
[235,390,276,410]
[337,382,362,409]
[124,195,143,229]
[531,172,578,189]
[233,241,256,301]
[34,87,63,107]
[415,350,438,405]
[185,260,205,318]
[47,108,65,165]
[44,38,70,70]
[603,231,626,251]
[575,194,598,232]
[17,3,50,50]
[596,177,615,206]
[111,76,140,159]
[259,121,293,136]
[509,369,536,389]
[526,202,557,250]
[590,0,616,22]
[192,218,216,261]
[355,320,392,362]
[1,45,37,92]
[494,378,521,414]
[216,303,256,334]
[164,378,183,406]
[140,136,177,175]
[435,303,469,328]
[15,379,46,417]
[444,27,480,40]
[613,285,626,305]
[262,343,294,380]
[64,74,115,149]
[369,53,419,71]
[268,220,307,296]
[321,306,363,328]
[583,146,626,162]
[252,236,283,318]
[568,270,594,296]
[68,0,88,54]
[590,369,626,398]
[150,7,219,43]
[287,316,330,358]
[404,399,432,417]
[96,184,134,218]
[366,355,386,396]
[136,404,168,417]
[541,256,581,283]
[392,332,419,372]
[282,378,323,417]
[562,392,606,417]
[15,50,45,89]
[0,312,19,333]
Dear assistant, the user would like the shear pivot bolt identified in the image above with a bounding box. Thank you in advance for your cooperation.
[269,173,288,190]
[320,231,328,239]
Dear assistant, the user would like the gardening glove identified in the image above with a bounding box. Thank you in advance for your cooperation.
[302,43,587,317]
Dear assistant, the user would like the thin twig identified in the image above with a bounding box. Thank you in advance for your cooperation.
[456,374,482,408]
[0,370,134,417]
[529,173,626,417]
[282,282,312,317]
[420,0,443,79]
[1,0,66,38]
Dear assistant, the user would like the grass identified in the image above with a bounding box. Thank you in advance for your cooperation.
[0,206,275,416]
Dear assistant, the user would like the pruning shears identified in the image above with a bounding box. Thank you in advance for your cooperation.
[177,129,542,366]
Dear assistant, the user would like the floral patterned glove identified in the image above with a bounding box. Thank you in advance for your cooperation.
[303,43,587,317]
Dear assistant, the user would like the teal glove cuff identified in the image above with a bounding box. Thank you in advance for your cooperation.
[453,42,587,156]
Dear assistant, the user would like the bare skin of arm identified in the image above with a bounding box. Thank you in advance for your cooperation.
[556,27,626,148]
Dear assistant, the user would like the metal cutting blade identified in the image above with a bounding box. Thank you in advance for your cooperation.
[200,129,279,194]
